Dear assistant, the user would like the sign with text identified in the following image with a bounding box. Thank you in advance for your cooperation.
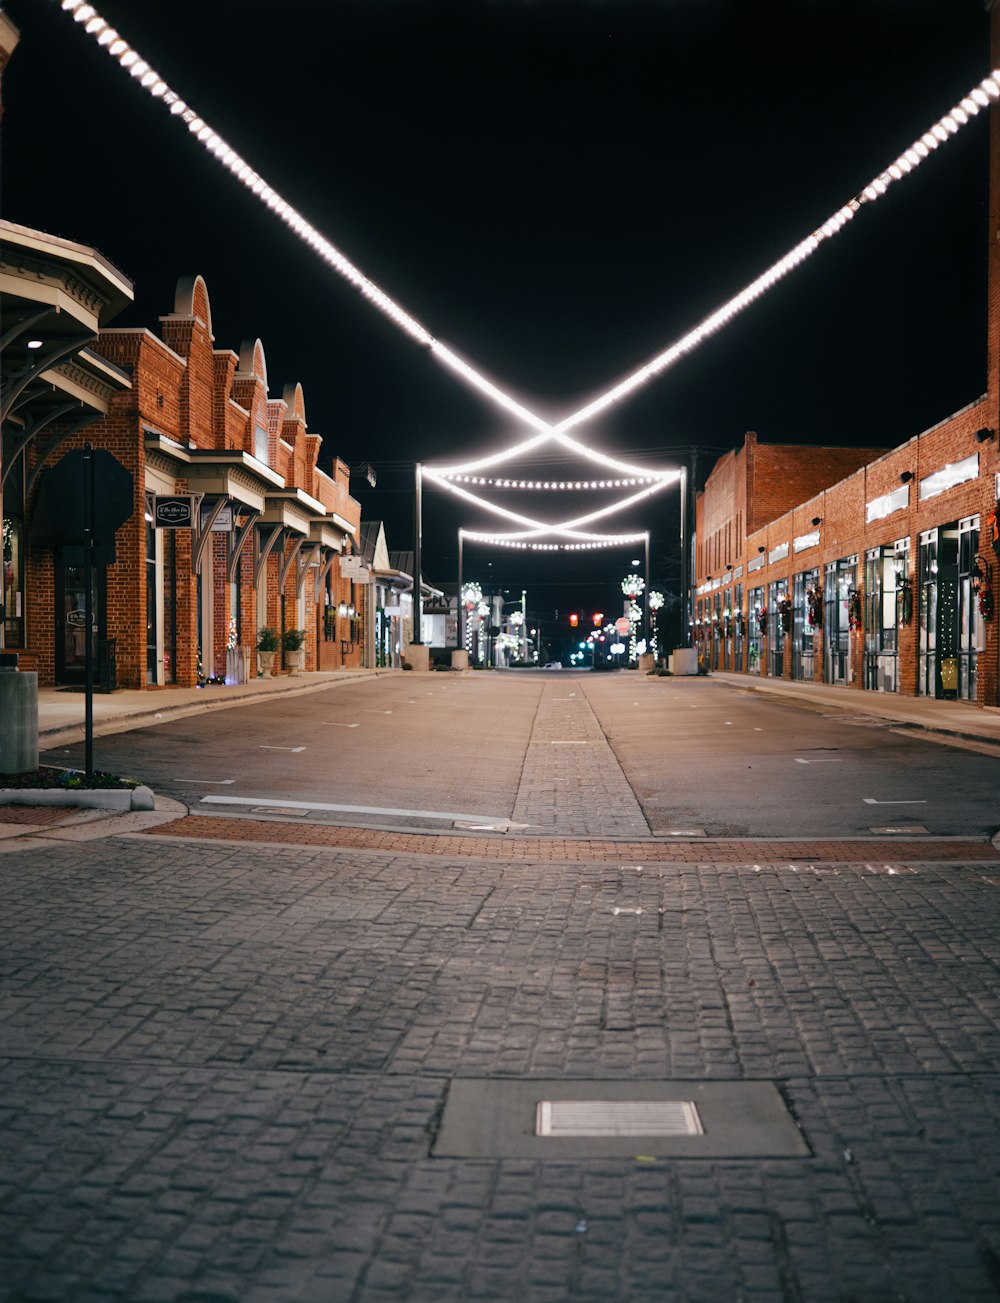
[153,496,194,528]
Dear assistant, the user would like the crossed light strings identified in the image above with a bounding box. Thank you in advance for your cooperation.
[59,1,999,546]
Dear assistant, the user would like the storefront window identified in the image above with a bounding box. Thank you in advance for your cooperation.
[747,585,764,675]
[768,578,787,677]
[864,545,904,692]
[958,517,980,702]
[918,530,938,697]
[792,568,818,681]
[2,513,24,649]
[824,558,856,685]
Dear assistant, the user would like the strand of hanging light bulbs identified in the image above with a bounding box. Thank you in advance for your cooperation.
[58,0,1000,456]
[461,532,648,551]
[444,474,657,489]
[423,467,679,538]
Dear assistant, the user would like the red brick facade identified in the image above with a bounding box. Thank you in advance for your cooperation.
[14,274,364,689]
[692,1,1000,711]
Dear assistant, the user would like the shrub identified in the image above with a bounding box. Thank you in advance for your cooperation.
[281,628,306,652]
[257,627,279,652]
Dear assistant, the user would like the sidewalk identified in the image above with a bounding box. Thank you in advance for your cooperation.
[35,667,394,749]
[709,670,1000,747]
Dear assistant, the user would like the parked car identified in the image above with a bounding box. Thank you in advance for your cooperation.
[542,661,563,669]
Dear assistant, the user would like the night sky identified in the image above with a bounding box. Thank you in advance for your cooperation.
[1,0,992,647]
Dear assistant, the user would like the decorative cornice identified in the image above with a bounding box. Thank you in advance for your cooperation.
[1,249,108,317]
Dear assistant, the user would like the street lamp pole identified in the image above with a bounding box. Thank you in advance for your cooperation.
[679,464,690,647]
[644,531,650,650]
[457,529,464,649]
[412,462,423,645]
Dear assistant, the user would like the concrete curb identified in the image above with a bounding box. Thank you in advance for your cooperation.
[0,784,155,812]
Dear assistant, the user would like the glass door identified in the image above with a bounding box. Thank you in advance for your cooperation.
[824,559,855,685]
[792,569,817,681]
[768,579,786,677]
[958,517,980,701]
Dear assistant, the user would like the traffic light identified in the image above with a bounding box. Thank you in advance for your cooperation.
[569,613,579,627]
[592,611,604,627]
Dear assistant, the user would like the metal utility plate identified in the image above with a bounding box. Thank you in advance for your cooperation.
[433,1079,810,1159]
[869,825,929,835]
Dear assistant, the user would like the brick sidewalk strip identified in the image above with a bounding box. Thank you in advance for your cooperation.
[143,816,1000,863]
[0,804,82,826]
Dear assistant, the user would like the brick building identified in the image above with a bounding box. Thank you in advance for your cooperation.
[691,0,1000,711]
[4,261,365,688]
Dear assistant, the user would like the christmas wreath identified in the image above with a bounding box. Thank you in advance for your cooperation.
[987,501,1000,561]
[805,586,823,628]
[977,562,994,621]
[897,574,913,626]
[848,589,863,631]
[777,597,793,633]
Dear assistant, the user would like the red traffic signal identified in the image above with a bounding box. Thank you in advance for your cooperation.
[592,611,604,627]
[569,613,579,627]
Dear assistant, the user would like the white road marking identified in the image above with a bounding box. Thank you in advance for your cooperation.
[175,778,236,785]
[200,794,520,824]
[326,722,360,728]
[754,727,763,731]
[795,757,843,764]
[365,710,393,715]
[259,745,306,752]
[863,798,927,805]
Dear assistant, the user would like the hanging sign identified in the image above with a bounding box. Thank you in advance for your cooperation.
[153,496,194,528]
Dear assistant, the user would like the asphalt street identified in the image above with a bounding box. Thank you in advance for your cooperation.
[43,671,1000,838]
[2,670,999,1301]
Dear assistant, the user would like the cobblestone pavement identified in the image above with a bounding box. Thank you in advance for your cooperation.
[3,833,1000,1301]
[511,685,650,837]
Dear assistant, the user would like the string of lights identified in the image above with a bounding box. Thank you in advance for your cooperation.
[422,467,678,538]
[58,0,1000,450]
[461,530,649,552]
[443,474,659,490]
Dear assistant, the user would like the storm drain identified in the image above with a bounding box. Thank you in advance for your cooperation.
[434,1079,810,1159]
[536,1099,703,1137]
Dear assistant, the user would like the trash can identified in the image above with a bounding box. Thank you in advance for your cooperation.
[0,665,38,774]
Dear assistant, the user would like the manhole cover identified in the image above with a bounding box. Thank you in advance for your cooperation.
[536,1099,702,1137]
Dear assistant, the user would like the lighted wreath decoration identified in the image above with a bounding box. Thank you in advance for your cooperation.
[805,586,823,628]
[897,574,913,626]
[987,501,1000,560]
[848,589,863,631]
[777,597,793,633]
[977,562,994,622]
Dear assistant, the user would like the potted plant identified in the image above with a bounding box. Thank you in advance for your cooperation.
[282,627,307,676]
[256,627,279,678]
